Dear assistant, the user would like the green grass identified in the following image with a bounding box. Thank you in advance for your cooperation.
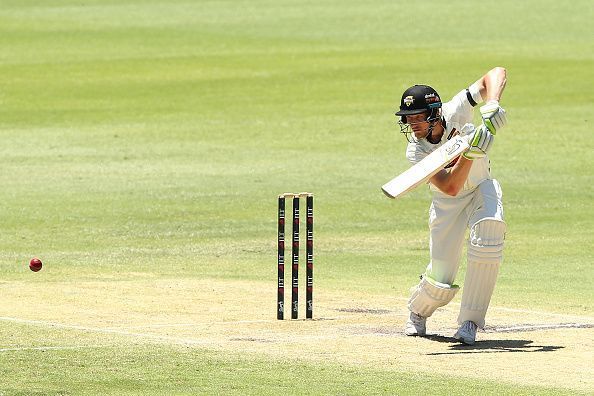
[0,0,593,394]
[0,322,584,396]
[1,346,580,396]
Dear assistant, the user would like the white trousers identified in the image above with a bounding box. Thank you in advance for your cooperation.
[426,179,504,284]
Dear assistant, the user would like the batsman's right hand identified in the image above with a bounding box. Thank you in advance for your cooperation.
[480,100,507,134]
[463,124,494,160]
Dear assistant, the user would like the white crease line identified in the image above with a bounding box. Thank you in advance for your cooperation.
[102,319,278,330]
[0,345,109,352]
[103,322,202,330]
[487,306,594,321]
[265,323,594,342]
[102,317,346,330]
[389,296,594,321]
[0,316,592,347]
[484,323,594,333]
[106,303,594,332]
[0,316,217,346]
[0,315,381,345]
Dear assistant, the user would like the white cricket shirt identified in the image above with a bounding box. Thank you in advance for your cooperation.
[405,89,491,196]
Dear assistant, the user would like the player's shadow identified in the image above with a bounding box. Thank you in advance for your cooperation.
[423,334,564,355]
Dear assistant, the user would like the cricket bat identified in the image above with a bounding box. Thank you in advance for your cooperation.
[381,135,470,199]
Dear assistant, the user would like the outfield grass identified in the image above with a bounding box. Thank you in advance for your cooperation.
[0,0,593,394]
[0,343,580,396]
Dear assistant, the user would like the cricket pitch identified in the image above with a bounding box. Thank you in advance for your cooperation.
[1,278,592,393]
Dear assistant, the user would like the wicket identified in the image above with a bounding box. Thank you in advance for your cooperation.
[277,192,314,320]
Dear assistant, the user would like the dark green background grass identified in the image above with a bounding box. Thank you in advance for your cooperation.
[1,0,593,394]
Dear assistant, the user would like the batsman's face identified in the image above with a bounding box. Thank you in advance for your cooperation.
[406,113,431,138]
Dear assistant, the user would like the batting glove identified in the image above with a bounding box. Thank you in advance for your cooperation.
[463,124,494,160]
[480,100,507,134]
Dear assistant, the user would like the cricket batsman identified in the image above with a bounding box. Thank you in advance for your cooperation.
[395,67,508,344]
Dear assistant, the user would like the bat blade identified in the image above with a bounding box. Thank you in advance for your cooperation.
[381,135,469,199]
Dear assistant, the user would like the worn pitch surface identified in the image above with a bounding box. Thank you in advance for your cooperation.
[2,279,592,392]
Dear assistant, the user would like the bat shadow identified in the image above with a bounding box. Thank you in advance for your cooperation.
[423,334,564,355]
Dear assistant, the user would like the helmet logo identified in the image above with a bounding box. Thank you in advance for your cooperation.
[425,93,440,103]
[404,96,414,107]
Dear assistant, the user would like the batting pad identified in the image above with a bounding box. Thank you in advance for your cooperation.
[458,218,506,328]
[408,275,459,318]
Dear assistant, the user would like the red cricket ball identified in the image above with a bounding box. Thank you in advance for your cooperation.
[29,257,43,272]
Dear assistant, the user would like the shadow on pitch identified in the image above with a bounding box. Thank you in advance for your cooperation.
[423,334,564,355]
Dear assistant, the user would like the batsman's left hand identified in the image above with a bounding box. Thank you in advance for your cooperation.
[480,100,507,134]
[463,124,494,160]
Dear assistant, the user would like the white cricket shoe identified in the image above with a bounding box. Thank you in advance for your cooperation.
[454,321,478,345]
[404,311,426,336]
